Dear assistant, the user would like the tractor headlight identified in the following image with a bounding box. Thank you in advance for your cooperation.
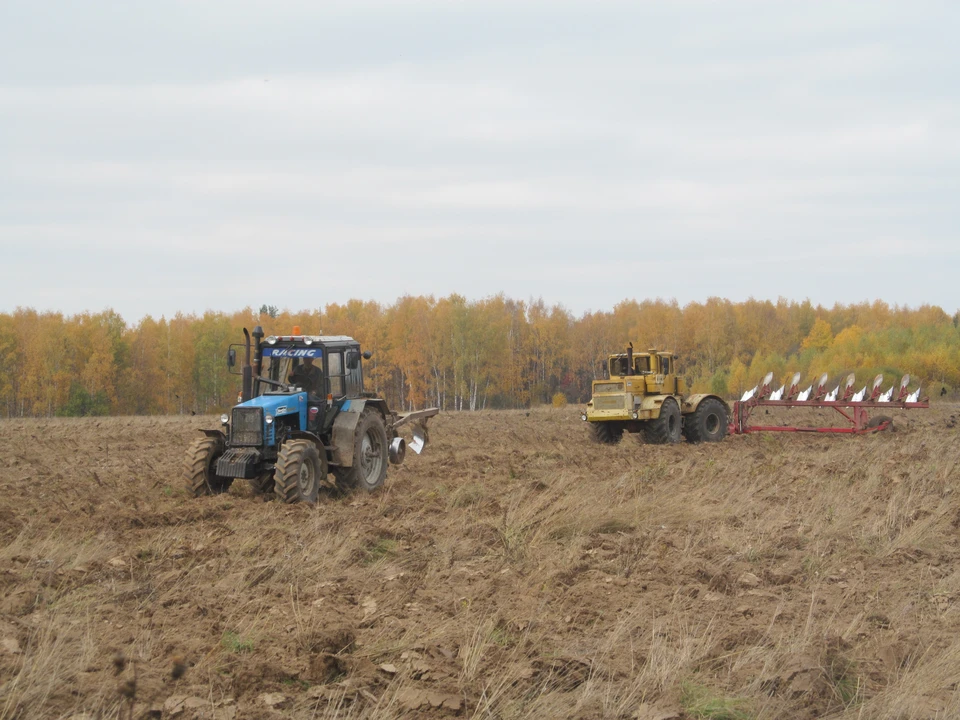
[632,411,639,419]
[265,336,277,345]
[303,337,313,345]
[265,415,274,424]
[220,413,229,425]
[580,413,587,421]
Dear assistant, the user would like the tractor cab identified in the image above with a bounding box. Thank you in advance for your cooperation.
[226,327,369,439]
[609,352,652,377]
[257,337,364,401]
[607,349,679,390]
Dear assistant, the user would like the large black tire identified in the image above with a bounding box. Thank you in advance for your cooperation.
[333,410,388,493]
[184,436,233,497]
[683,398,728,443]
[644,398,682,444]
[590,421,624,445]
[249,472,275,495]
[274,439,325,504]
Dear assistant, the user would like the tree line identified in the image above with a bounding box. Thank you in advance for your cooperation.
[1,296,958,418]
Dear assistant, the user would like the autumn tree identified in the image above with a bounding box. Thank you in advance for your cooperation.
[2,297,957,416]
[801,317,834,352]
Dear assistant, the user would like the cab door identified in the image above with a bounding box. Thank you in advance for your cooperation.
[327,351,345,398]
[659,356,675,394]
[316,350,346,434]
[345,349,363,397]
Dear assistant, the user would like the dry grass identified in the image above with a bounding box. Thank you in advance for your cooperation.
[0,405,959,718]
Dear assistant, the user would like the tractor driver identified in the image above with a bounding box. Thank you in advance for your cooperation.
[289,357,322,395]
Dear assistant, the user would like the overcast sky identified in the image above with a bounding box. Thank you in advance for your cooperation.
[1,0,958,322]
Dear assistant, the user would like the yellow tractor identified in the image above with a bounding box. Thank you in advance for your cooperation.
[580,344,729,444]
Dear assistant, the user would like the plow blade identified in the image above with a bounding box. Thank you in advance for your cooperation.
[393,407,439,454]
[731,371,929,436]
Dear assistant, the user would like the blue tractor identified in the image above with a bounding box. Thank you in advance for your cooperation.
[183,325,438,503]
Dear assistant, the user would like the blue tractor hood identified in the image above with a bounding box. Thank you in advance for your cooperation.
[236,392,308,428]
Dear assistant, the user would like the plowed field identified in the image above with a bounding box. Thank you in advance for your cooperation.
[2,405,960,719]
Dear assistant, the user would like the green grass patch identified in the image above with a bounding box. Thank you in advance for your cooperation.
[222,631,255,653]
[362,538,398,565]
[681,682,753,720]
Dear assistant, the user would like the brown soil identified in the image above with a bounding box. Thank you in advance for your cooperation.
[1,405,960,719]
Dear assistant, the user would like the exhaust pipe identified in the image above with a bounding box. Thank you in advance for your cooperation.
[252,325,264,379]
[626,342,634,376]
[241,328,253,402]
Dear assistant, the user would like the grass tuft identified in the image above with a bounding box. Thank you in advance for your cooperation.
[680,681,753,720]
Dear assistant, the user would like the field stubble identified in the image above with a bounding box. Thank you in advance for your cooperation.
[1,405,959,719]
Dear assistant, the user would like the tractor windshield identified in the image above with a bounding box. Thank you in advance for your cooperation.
[608,355,652,377]
[258,349,325,395]
[258,356,294,395]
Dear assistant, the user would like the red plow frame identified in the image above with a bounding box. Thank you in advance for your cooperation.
[729,372,929,436]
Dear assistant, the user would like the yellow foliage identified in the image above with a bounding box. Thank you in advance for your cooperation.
[1,297,958,417]
[801,317,834,352]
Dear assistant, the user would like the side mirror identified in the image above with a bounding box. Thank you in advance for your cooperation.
[346,350,359,370]
[227,348,236,368]
[362,351,372,360]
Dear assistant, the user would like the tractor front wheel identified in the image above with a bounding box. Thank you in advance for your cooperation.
[249,472,275,495]
[334,410,389,493]
[184,436,234,497]
[683,398,728,443]
[274,439,325,504]
[590,421,624,445]
[644,398,682,444]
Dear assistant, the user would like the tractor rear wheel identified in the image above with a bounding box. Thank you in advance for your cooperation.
[590,421,624,445]
[334,409,389,493]
[274,439,325,504]
[683,398,728,443]
[644,398,682,444]
[184,436,234,497]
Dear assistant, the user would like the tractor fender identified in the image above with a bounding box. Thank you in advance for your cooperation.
[681,394,730,415]
[331,399,391,467]
[287,430,324,452]
[199,429,226,442]
[331,402,363,467]
[639,394,672,419]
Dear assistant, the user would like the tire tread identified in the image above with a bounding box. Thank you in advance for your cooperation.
[643,398,682,444]
[274,439,322,504]
[334,409,388,493]
[683,397,728,443]
[590,422,624,445]
[183,436,232,496]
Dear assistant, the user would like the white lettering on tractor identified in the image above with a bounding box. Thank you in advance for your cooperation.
[267,348,320,358]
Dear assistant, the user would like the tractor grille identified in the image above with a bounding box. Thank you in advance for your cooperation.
[593,395,625,410]
[594,382,624,394]
[231,407,263,446]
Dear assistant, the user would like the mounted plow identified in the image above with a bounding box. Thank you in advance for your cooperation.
[731,371,929,435]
